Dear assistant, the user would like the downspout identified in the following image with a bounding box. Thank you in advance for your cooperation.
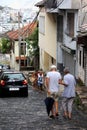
[56,14,58,70]
[84,48,87,86]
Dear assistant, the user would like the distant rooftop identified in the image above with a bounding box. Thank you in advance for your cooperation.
[6,22,37,40]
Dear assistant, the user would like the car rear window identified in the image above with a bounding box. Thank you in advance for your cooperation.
[2,73,25,81]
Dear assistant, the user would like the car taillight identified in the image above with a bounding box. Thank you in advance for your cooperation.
[0,80,5,86]
[22,80,28,85]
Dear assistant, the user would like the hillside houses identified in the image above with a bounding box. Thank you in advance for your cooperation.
[35,0,87,86]
[0,6,37,33]
[0,6,38,71]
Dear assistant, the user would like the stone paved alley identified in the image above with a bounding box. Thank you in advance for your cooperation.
[0,85,87,130]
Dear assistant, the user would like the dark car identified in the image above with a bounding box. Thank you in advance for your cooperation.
[0,71,28,97]
[0,64,11,76]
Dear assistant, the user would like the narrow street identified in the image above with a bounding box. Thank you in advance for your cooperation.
[0,85,87,130]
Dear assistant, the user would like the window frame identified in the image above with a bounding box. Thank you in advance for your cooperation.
[39,16,45,34]
[67,12,74,37]
[57,15,63,42]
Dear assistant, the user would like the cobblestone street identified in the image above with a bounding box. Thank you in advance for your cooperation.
[0,85,87,130]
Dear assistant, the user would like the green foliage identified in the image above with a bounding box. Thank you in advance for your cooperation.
[77,77,85,86]
[74,93,81,106]
[0,44,2,53]
[74,93,83,109]
[25,27,39,69]
[1,38,11,54]
[26,27,39,56]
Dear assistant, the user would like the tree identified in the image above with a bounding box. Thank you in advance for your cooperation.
[1,38,11,54]
[0,39,2,53]
[26,27,39,69]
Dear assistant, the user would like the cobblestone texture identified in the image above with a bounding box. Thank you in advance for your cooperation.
[0,85,87,130]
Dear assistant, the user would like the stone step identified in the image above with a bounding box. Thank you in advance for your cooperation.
[79,94,87,99]
[76,87,87,94]
[81,87,87,92]
[81,99,87,104]
[76,87,83,94]
[80,99,87,113]
[84,103,87,107]
[76,86,87,113]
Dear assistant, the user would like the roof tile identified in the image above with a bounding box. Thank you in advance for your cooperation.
[7,22,37,40]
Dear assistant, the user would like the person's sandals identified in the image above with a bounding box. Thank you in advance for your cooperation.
[68,116,72,120]
[56,113,59,116]
[63,115,67,119]
[55,113,59,119]
[49,115,55,119]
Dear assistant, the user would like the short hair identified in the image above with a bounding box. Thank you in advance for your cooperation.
[64,67,70,73]
[50,65,56,69]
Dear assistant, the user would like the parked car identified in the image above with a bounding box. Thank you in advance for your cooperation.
[0,71,28,97]
[2,64,11,70]
[0,64,11,76]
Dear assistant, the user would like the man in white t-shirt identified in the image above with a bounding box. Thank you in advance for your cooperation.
[45,65,62,119]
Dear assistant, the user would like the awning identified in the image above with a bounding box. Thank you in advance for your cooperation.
[58,0,80,9]
[46,8,59,13]
[61,45,75,54]
[16,56,27,60]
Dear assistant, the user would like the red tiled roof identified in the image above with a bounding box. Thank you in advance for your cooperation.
[7,22,37,40]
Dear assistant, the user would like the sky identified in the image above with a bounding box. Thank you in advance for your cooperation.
[0,0,41,10]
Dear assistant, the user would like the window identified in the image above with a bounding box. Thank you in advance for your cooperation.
[79,48,85,68]
[20,42,26,55]
[83,48,84,68]
[3,73,24,81]
[51,57,54,64]
[39,16,45,34]
[79,50,81,66]
[67,13,74,37]
[57,15,63,42]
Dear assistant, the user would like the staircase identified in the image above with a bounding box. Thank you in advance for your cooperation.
[76,86,87,113]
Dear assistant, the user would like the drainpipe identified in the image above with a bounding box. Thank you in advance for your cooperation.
[18,12,21,71]
[80,0,82,27]
[84,48,87,86]
[56,15,58,70]
[56,42,58,70]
